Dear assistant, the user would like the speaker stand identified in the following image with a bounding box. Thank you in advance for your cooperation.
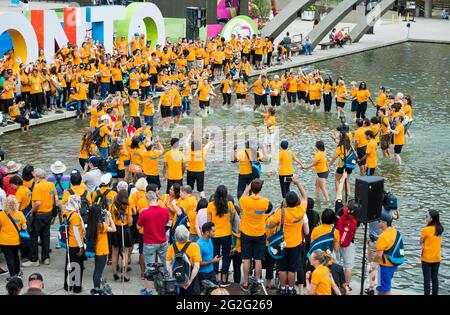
[360,222,368,295]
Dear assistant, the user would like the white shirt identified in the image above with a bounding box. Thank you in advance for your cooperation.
[0,187,6,210]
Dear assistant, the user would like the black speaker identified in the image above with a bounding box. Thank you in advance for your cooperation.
[354,176,384,223]
[186,7,200,41]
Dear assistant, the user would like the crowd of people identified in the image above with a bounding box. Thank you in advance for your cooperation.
[0,29,443,296]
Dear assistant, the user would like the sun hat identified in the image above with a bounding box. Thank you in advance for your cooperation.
[6,161,21,174]
[50,161,66,174]
[100,173,112,186]
[350,81,357,85]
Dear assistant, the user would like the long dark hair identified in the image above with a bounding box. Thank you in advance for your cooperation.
[196,198,208,213]
[338,134,351,151]
[214,185,229,217]
[172,183,181,199]
[427,210,444,236]
[86,203,103,242]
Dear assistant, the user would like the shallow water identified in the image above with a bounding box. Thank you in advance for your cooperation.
[1,42,449,294]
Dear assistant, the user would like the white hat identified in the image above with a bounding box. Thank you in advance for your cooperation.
[50,161,66,174]
[100,114,110,121]
[6,161,21,174]
[117,181,129,191]
[100,173,112,186]
[274,75,280,80]
[66,194,81,211]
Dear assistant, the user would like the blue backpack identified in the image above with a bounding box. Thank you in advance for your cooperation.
[170,208,188,244]
[85,240,96,258]
[106,158,119,177]
[384,231,405,266]
[383,191,398,211]
[307,226,336,259]
[342,146,357,170]
[267,208,286,259]
[245,150,262,178]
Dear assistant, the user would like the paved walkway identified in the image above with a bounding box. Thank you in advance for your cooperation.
[0,232,418,295]
[1,12,449,135]
[0,0,68,12]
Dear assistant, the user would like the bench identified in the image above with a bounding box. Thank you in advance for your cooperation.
[287,33,304,56]
[319,36,351,50]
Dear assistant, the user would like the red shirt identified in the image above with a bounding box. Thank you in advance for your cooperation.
[3,174,17,196]
[137,205,169,244]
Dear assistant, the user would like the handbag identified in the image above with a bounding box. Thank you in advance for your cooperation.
[267,207,286,259]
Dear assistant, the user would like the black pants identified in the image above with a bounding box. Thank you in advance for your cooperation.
[231,252,242,283]
[64,247,85,293]
[179,276,201,295]
[141,86,149,100]
[60,87,68,107]
[29,213,53,262]
[212,236,232,275]
[30,93,44,114]
[323,94,332,112]
[279,175,292,198]
[422,261,440,295]
[266,52,272,66]
[19,92,30,110]
[264,248,275,280]
[132,116,141,129]
[237,173,257,199]
[222,93,231,105]
[88,83,95,100]
[186,171,204,192]
[146,175,161,189]
[356,101,368,119]
[93,255,108,289]
[1,245,21,277]
[166,179,183,194]
[14,115,30,127]
[296,244,306,285]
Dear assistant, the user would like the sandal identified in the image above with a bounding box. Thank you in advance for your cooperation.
[122,276,130,282]
[113,273,120,281]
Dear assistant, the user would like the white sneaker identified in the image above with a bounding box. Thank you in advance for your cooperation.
[43,258,50,265]
[22,260,40,268]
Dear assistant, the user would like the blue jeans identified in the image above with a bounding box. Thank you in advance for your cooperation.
[303,44,312,55]
[77,100,86,116]
[66,101,78,111]
[182,96,191,113]
[100,83,110,99]
[99,147,108,159]
[143,243,168,272]
[212,235,232,275]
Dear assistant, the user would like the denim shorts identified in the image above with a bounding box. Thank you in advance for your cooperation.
[377,265,398,293]
[143,243,169,270]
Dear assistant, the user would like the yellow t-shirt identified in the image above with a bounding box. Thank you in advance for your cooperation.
[141,149,162,176]
[239,195,270,237]
[15,185,31,212]
[237,149,260,175]
[32,180,57,213]
[96,222,109,256]
[67,212,84,248]
[268,204,306,248]
[207,201,236,238]
[336,85,347,103]
[421,226,442,263]
[377,227,398,267]
[0,211,26,246]
[166,241,202,266]
[164,150,185,180]
[311,264,333,295]
[180,195,198,235]
[354,127,369,148]
[365,139,378,168]
[62,184,92,206]
[393,123,405,146]
[311,224,340,244]
[187,148,206,173]
[313,150,328,174]
[278,149,296,176]
[356,89,371,103]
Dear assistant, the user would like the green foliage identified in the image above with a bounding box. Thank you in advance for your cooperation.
[249,0,273,21]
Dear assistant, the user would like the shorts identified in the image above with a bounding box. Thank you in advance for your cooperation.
[186,171,205,192]
[146,175,161,189]
[357,146,367,166]
[335,242,356,269]
[199,100,210,109]
[366,168,376,176]
[143,242,169,268]
[254,54,263,62]
[161,105,172,118]
[394,145,403,154]
[117,169,126,179]
[277,245,301,272]
[351,100,358,112]
[336,167,353,175]
[150,74,158,84]
[317,171,329,179]
[144,115,153,126]
[287,92,297,103]
[124,160,130,167]
[254,94,268,106]
[377,265,398,293]
[241,232,266,260]
[237,93,246,100]
[110,225,133,248]
[309,99,320,106]
[381,134,391,150]
[270,95,281,106]
[336,101,345,108]
[297,91,307,102]
[172,106,182,117]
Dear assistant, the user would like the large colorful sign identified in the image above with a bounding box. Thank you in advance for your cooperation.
[220,15,258,41]
[0,3,165,63]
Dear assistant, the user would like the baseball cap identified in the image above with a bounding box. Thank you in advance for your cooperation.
[29,273,44,282]
[88,156,99,167]
[378,211,393,226]
[100,114,110,121]
[100,173,112,186]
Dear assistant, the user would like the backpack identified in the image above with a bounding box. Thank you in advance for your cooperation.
[245,150,262,178]
[98,158,108,173]
[169,208,188,244]
[106,158,119,177]
[335,208,357,248]
[307,226,336,259]
[172,242,192,284]
[341,146,357,170]
[68,189,90,225]
[58,212,75,250]
[91,127,104,147]
[267,208,286,260]
[384,231,405,266]
[383,191,398,211]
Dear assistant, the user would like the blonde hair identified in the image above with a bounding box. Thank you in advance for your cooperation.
[311,250,333,265]
[210,288,230,295]
[135,177,148,192]
[4,196,19,214]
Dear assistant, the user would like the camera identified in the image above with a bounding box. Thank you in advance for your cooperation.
[144,263,177,295]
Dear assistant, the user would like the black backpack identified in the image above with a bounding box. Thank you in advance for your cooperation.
[91,127,104,147]
[68,188,91,224]
[172,242,192,285]
[90,189,112,219]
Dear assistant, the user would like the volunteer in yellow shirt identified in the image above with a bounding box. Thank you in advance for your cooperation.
[128,91,141,129]
[392,115,405,165]
[0,195,27,277]
[239,179,272,291]
[9,176,32,215]
[269,75,283,107]
[250,74,269,110]
[233,141,264,199]
[355,81,374,119]
[307,250,341,295]
[335,79,347,117]
[141,140,164,189]
[303,141,330,202]
[29,68,44,115]
[354,118,369,175]
[221,73,233,107]
[420,210,443,295]
[278,140,303,198]
[376,86,388,112]
[266,176,308,294]
[186,137,212,198]
[360,130,378,176]
[285,73,298,108]
[162,138,186,193]
[308,78,323,110]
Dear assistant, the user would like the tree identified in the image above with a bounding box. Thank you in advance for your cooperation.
[249,0,273,21]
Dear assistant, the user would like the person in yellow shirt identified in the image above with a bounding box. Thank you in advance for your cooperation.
[158,88,173,129]
[375,212,400,295]
[75,77,88,119]
[8,101,29,132]
[355,81,374,119]
[29,68,44,115]
[359,130,378,176]
[221,73,233,108]
[111,60,124,94]
[239,179,272,292]
[277,140,304,198]
[253,37,264,69]
[266,176,308,295]
[303,141,330,202]
[284,72,298,109]
[323,77,333,113]
[235,77,247,108]
[0,196,27,277]
[376,86,388,113]
[142,95,154,127]
[248,74,269,111]
[128,67,140,95]
[186,134,212,198]
[402,95,413,140]
[354,118,369,176]
[391,115,405,165]
[127,91,142,129]
[162,138,186,194]
[169,82,183,125]
[233,141,265,199]
[378,108,392,157]
[9,176,32,216]
[420,210,443,295]
[62,195,85,293]
[335,79,347,118]
[194,78,216,117]
[141,138,164,189]
[308,77,323,112]
[306,250,341,295]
